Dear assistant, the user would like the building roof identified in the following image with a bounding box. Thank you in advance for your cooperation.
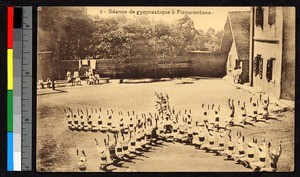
[219,11,250,60]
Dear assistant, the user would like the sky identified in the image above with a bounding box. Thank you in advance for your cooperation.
[86,6,250,32]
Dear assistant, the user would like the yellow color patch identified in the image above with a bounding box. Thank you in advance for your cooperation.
[7,49,13,90]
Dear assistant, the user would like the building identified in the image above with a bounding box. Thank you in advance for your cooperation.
[249,7,295,101]
[219,11,251,84]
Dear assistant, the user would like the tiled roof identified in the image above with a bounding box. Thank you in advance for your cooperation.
[220,11,250,60]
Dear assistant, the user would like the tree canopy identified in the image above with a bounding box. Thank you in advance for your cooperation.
[38,7,223,62]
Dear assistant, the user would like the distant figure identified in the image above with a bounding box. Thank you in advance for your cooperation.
[94,73,100,84]
[74,71,81,85]
[88,67,93,76]
[236,66,242,83]
[38,77,45,89]
[67,71,72,83]
[66,71,71,78]
[85,71,89,78]
[233,62,242,84]
[74,71,80,78]
[46,78,52,88]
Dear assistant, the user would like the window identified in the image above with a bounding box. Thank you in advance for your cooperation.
[266,58,275,82]
[259,57,263,79]
[268,7,276,27]
[254,55,261,76]
[235,59,240,69]
[256,7,264,30]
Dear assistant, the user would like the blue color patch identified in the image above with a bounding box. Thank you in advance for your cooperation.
[7,132,14,171]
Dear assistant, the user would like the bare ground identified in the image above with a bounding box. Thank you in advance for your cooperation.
[36,78,294,172]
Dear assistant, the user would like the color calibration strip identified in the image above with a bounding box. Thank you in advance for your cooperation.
[7,6,14,171]
[7,6,32,171]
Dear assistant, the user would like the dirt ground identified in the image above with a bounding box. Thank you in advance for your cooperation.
[36,77,294,172]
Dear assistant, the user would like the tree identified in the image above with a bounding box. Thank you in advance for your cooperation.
[38,8,224,79]
[38,7,94,61]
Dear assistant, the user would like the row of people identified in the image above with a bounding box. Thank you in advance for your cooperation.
[225,95,270,127]
[67,71,82,86]
[77,121,157,171]
[65,94,271,134]
[86,72,101,85]
[75,113,282,172]
[65,108,146,132]
[146,113,282,172]
[38,77,52,89]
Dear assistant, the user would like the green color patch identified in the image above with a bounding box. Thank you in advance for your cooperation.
[7,91,13,132]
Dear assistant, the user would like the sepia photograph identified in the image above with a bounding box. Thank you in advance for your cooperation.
[37,6,295,172]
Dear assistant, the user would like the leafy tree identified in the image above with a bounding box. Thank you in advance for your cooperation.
[38,7,94,60]
[38,8,224,79]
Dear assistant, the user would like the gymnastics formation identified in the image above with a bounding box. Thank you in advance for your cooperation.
[65,93,282,172]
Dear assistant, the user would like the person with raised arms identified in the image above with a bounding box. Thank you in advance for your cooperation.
[249,138,269,171]
[260,141,283,172]
[211,128,226,155]
[95,138,113,170]
[86,109,93,131]
[121,130,131,160]
[249,97,259,122]
[145,116,153,145]
[225,98,235,127]
[192,121,200,147]
[186,115,194,145]
[128,129,136,153]
[76,148,87,171]
[106,133,117,162]
[232,132,246,163]
[221,129,236,160]
[194,125,206,149]
[237,101,252,126]
[115,131,124,159]
[178,117,187,144]
[200,124,215,152]
[260,94,270,120]
[65,108,73,130]
[239,135,258,168]
[78,109,85,131]
[213,105,221,130]
[171,114,179,142]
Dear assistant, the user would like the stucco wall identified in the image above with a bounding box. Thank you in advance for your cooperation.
[227,40,238,75]
[252,42,283,99]
[281,7,295,100]
[252,7,284,99]
[226,40,249,84]
[254,7,283,40]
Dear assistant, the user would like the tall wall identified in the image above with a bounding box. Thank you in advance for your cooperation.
[252,7,284,99]
[189,52,227,77]
[281,7,295,100]
[38,53,227,80]
[37,53,55,81]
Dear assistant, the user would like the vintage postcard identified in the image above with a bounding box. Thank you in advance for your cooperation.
[37,6,295,172]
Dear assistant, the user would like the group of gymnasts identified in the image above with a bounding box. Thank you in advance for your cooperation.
[66,93,282,172]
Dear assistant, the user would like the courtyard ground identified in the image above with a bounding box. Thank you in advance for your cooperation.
[36,77,294,172]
